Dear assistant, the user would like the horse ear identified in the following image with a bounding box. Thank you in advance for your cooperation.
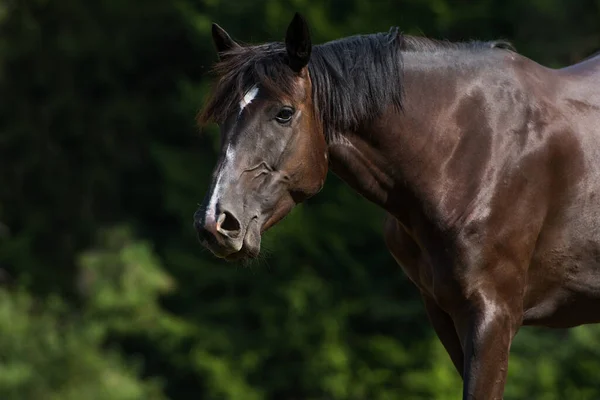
[211,23,240,59]
[285,12,312,73]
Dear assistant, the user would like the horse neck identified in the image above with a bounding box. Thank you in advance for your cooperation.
[326,50,515,223]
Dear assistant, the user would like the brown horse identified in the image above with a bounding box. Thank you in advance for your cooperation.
[194,12,600,399]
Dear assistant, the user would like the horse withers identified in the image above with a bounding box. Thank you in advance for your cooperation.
[194,12,600,399]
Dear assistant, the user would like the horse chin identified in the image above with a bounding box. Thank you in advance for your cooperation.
[224,217,261,262]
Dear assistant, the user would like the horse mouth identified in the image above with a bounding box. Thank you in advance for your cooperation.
[223,246,259,262]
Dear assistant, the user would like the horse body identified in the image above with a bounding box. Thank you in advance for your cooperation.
[341,49,600,395]
[196,14,600,399]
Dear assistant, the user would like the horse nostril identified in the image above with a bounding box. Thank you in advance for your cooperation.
[217,211,241,237]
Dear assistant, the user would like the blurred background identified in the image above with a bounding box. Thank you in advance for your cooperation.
[1,0,600,399]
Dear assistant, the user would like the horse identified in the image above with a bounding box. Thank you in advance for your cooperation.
[193,12,600,399]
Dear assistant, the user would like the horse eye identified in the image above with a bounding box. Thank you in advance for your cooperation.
[275,107,295,124]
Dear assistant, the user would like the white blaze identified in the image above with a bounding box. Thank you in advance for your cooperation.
[239,86,259,114]
[205,85,256,224]
[205,144,236,223]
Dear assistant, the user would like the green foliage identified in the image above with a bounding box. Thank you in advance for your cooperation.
[79,227,178,334]
[0,228,171,400]
[506,325,600,400]
[1,0,600,398]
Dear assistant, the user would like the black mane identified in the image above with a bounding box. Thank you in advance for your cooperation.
[199,29,514,139]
